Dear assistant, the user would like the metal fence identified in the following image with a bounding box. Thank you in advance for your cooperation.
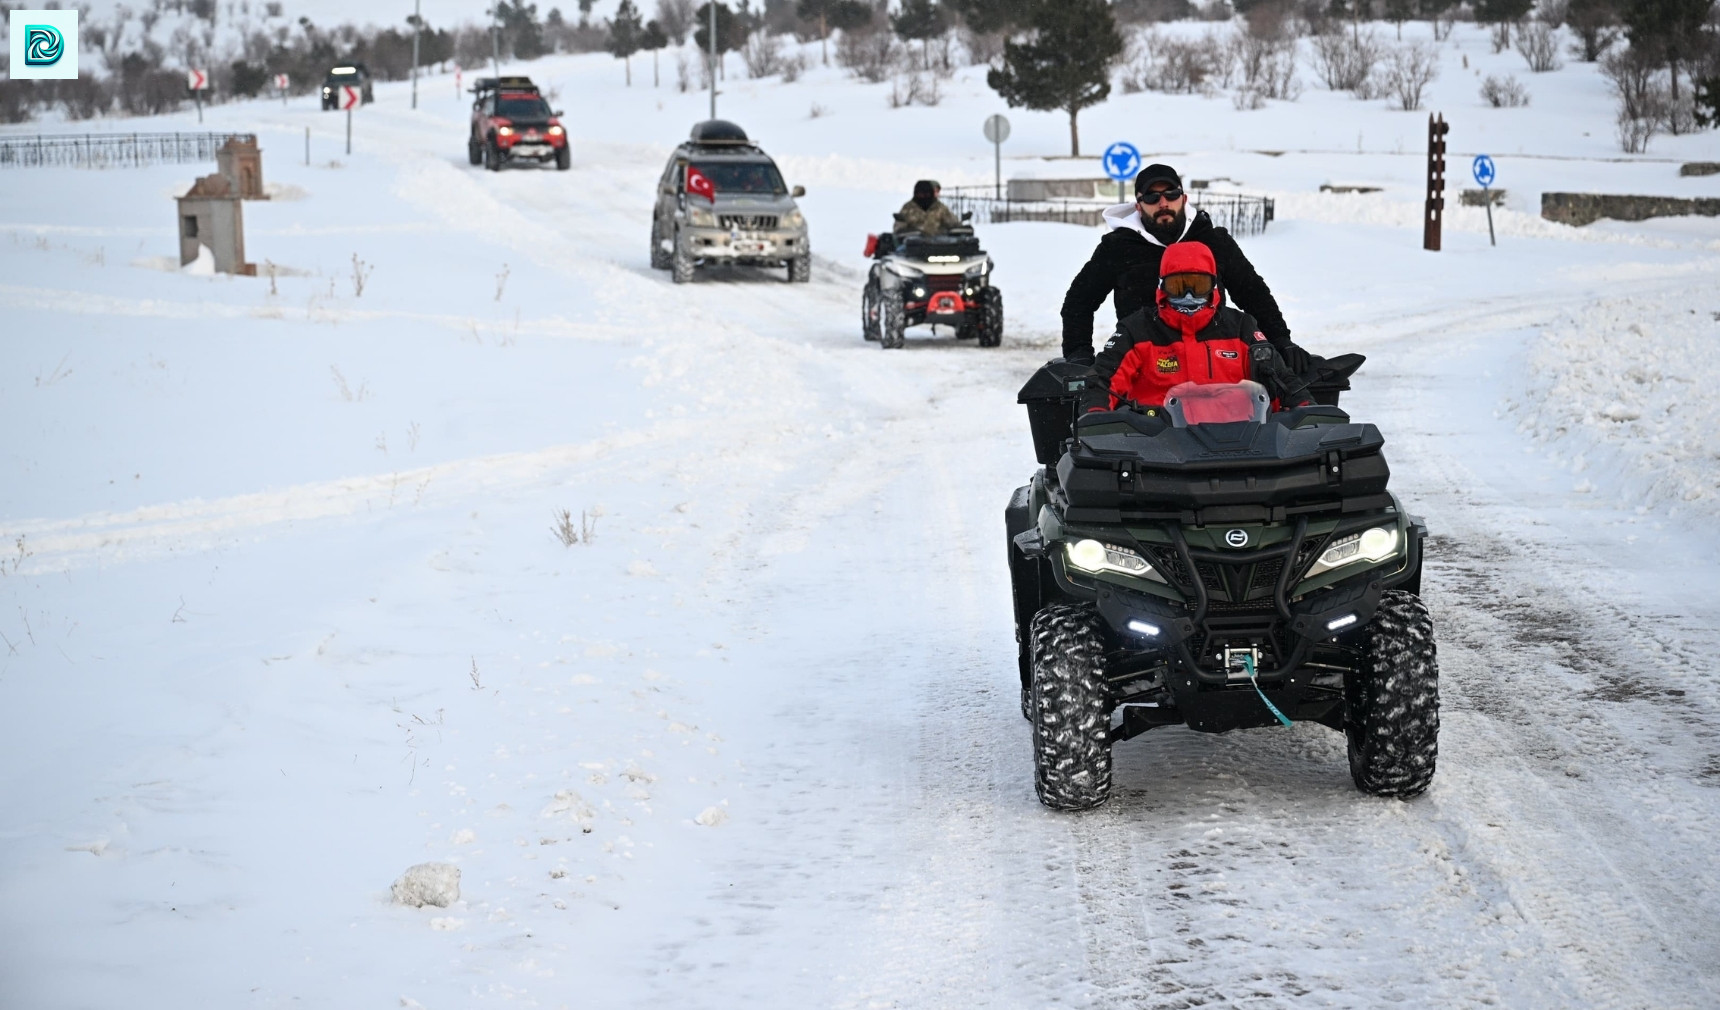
[0,132,256,169]
[942,187,1275,237]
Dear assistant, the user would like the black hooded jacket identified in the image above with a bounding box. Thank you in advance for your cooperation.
[1060,208,1292,362]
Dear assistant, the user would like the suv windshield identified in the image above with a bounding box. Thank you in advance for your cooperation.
[693,161,786,195]
[497,96,551,119]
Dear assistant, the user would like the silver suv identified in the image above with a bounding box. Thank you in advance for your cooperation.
[650,121,810,284]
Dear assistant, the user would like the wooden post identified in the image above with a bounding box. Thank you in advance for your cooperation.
[1424,113,1448,252]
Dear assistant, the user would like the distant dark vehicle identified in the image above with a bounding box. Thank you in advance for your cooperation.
[467,76,569,171]
[321,64,374,110]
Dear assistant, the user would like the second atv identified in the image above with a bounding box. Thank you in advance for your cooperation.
[862,223,1002,350]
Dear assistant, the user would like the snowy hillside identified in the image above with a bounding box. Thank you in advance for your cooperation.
[3,20,1720,1010]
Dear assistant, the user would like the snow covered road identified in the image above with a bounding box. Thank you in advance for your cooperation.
[4,47,1720,1009]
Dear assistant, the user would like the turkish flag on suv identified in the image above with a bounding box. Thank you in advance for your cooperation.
[686,165,716,202]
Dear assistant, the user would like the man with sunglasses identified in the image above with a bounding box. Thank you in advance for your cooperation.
[1061,164,1307,376]
[1087,240,1310,411]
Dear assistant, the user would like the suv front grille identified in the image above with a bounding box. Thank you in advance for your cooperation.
[719,214,778,231]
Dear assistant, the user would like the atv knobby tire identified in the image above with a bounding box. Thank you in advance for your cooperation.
[671,233,696,284]
[1030,603,1112,811]
[880,288,906,349]
[1347,590,1439,798]
[861,282,882,341]
[788,251,811,283]
[976,286,1004,348]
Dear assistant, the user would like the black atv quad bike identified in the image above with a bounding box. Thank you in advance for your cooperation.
[1006,356,1438,810]
[861,220,1002,350]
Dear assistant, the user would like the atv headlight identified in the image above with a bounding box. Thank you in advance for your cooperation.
[1304,526,1400,578]
[688,207,717,227]
[885,260,923,280]
[1064,539,1165,583]
[963,262,986,279]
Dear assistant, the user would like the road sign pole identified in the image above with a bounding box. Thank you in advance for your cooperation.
[346,108,352,155]
[994,139,1001,200]
[195,89,203,124]
[1471,154,1498,248]
[1485,194,1496,246]
[305,126,310,166]
[411,0,421,110]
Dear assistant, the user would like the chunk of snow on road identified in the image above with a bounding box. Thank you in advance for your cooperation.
[694,806,729,827]
[626,560,658,577]
[65,839,110,856]
[450,828,476,845]
[1600,402,1641,422]
[392,862,460,908]
[429,917,463,931]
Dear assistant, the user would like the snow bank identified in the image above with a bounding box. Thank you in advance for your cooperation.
[390,863,460,908]
[1508,290,1720,523]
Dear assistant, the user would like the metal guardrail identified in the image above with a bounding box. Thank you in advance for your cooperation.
[0,132,256,169]
[942,187,1275,237]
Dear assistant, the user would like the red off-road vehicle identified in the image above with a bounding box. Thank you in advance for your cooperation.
[467,76,569,171]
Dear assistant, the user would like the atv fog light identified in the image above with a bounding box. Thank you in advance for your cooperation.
[1127,619,1161,637]
[1305,526,1401,578]
[912,286,927,299]
[1065,539,1165,582]
[1326,613,1359,632]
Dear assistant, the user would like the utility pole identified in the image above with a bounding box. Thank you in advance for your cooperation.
[708,1,717,120]
[411,0,421,109]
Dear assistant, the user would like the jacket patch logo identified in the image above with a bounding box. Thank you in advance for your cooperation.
[1251,331,1268,342]
[1218,350,1240,359]
[1156,356,1181,373]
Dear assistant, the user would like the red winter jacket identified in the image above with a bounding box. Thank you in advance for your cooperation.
[1094,242,1271,408]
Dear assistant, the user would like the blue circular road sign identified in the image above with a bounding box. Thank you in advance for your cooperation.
[1103,141,1142,182]
[1472,154,1497,188]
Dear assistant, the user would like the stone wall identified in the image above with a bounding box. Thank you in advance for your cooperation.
[1540,192,1720,227]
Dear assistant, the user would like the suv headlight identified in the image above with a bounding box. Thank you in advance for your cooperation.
[1064,539,1165,583]
[1304,526,1400,578]
[783,209,804,228]
[688,207,717,227]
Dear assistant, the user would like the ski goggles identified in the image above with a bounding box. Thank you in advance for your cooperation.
[1160,272,1215,299]
[1137,187,1185,206]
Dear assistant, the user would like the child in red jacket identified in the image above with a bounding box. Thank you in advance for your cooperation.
[1093,241,1309,411]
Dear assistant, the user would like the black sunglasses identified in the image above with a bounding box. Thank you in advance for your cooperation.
[1138,188,1185,206]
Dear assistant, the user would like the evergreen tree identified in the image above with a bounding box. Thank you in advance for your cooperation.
[1567,0,1622,61]
[892,0,945,71]
[800,0,873,64]
[947,0,1041,34]
[986,0,1122,157]
[609,0,645,85]
[1622,0,1716,102]
[694,2,749,79]
[642,19,670,86]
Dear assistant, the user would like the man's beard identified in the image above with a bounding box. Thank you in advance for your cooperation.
[913,195,935,210]
[1144,206,1187,244]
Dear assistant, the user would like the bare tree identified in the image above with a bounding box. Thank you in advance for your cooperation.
[1383,42,1440,109]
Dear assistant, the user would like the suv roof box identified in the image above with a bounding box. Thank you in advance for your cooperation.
[689,120,749,145]
[471,75,538,95]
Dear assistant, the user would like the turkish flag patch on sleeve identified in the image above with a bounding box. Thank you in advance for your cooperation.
[686,166,716,202]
